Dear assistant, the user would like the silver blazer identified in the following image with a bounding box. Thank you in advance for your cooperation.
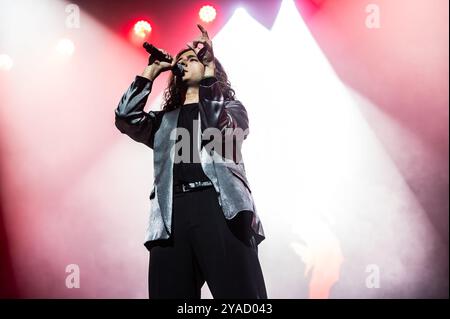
[115,75,265,250]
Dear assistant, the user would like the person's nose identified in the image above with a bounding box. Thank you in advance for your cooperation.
[179,60,188,71]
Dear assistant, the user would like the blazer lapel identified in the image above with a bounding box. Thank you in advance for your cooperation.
[153,108,180,235]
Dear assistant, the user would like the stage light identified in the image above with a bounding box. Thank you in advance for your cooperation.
[56,38,75,56]
[134,20,152,38]
[0,54,13,70]
[199,5,216,23]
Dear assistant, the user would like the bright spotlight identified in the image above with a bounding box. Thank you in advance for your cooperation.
[0,54,13,71]
[199,5,217,23]
[234,7,247,16]
[134,20,152,38]
[56,38,75,56]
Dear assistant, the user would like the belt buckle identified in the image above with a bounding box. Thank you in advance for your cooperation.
[182,183,195,192]
[180,181,210,193]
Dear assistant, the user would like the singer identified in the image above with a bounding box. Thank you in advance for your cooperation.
[115,24,267,299]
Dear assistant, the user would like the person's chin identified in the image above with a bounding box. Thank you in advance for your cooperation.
[184,78,201,85]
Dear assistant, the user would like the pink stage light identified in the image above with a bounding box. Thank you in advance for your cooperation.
[199,5,217,23]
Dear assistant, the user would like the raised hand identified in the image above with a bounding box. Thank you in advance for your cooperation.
[186,24,215,68]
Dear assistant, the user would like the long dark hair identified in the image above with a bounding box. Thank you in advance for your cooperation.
[161,47,236,111]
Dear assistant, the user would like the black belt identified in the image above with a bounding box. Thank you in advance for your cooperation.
[173,180,213,194]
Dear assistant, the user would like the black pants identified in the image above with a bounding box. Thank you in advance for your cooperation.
[148,186,267,299]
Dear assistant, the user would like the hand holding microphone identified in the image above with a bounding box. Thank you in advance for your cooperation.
[141,42,184,80]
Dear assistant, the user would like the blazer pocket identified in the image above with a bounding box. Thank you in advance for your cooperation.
[227,166,252,193]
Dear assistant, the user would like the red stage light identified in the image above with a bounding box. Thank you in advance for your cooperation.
[133,20,152,38]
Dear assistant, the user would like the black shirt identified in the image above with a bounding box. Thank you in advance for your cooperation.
[172,102,210,185]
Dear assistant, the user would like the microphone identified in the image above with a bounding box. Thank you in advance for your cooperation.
[143,42,184,78]
[171,62,184,78]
